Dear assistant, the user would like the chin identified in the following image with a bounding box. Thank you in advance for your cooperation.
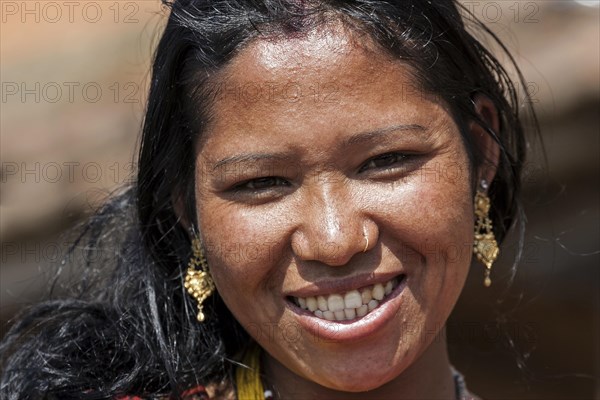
[313,364,401,393]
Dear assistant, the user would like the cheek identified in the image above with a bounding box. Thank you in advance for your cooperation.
[418,182,473,306]
[196,201,289,318]
[378,158,473,248]
[375,155,474,314]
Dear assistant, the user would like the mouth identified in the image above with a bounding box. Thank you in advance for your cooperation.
[287,274,405,322]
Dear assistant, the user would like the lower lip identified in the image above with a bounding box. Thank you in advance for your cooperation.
[286,275,408,343]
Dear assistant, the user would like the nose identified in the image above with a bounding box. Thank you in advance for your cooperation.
[291,184,376,266]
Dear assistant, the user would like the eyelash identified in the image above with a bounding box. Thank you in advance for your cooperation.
[231,152,411,193]
[232,177,291,192]
[358,152,409,173]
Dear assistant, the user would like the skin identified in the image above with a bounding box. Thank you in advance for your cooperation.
[192,24,498,399]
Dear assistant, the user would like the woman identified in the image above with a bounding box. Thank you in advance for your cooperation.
[0,0,532,398]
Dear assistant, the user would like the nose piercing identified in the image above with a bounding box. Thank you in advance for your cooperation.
[363,229,369,253]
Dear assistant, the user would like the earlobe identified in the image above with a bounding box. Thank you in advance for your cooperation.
[470,94,501,186]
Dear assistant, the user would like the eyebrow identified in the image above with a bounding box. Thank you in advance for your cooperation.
[343,124,428,147]
[211,123,428,171]
[212,153,292,171]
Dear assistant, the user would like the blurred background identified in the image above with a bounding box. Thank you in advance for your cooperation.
[1,0,598,398]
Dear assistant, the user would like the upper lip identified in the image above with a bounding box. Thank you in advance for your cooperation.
[284,271,405,298]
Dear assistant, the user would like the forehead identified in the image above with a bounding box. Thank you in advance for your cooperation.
[200,25,450,151]
[234,24,378,77]
[214,25,415,101]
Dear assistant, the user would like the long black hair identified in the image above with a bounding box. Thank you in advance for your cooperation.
[1,1,534,398]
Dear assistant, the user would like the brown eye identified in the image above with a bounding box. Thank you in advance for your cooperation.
[235,177,290,191]
[360,153,408,172]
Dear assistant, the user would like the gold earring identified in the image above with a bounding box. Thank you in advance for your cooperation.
[473,182,499,287]
[184,233,215,322]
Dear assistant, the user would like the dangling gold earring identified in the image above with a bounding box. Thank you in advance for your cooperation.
[473,180,499,287]
[184,231,215,322]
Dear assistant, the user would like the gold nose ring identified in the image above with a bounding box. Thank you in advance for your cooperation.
[363,231,369,253]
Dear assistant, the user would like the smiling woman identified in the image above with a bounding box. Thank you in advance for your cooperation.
[0,1,532,399]
[195,32,483,396]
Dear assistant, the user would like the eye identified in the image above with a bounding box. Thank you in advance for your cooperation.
[233,176,290,192]
[359,152,409,172]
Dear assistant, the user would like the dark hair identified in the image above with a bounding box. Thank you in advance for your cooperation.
[1,0,534,398]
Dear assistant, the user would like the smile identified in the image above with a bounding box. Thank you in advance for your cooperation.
[290,276,404,322]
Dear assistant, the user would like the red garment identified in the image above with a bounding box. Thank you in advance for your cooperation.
[118,386,209,400]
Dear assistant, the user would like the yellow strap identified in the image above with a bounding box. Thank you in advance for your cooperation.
[235,342,264,400]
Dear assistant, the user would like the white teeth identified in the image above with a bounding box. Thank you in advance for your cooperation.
[356,304,368,317]
[323,311,335,320]
[298,297,307,309]
[368,299,379,311]
[306,297,318,312]
[317,295,328,311]
[344,290,362,309]
[372,283,385,301]
[385,280,393,295]
[361,287,372,304]
[327,294,345,312]
[292,276,403,322]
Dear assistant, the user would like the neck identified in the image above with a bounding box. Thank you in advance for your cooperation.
[262,330,456,400]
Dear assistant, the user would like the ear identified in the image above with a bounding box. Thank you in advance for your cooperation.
[172,191,191,232]
[470,94,501,187]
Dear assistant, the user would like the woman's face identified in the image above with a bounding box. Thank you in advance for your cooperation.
[195,27,474,391]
